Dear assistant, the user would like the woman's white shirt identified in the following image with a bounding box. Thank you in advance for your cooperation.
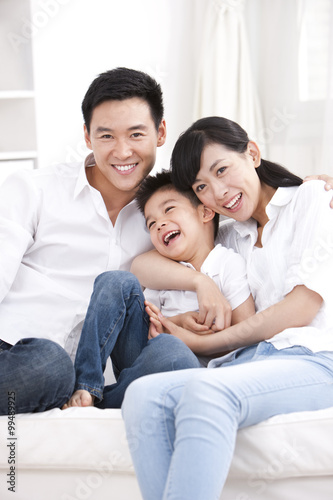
[216,180,333,353]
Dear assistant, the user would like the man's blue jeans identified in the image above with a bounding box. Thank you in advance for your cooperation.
[74,271,201,408]
[0,338,75,415]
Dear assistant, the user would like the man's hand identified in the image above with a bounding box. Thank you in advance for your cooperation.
[304,174,333,208]
[193,273,232,331]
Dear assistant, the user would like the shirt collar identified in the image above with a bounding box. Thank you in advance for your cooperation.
[231,186,298,238]
[178,245,219,274]
[200,244,223,275]
[73,153,95,199]
[73,152,140,222]
[265,186,298,219]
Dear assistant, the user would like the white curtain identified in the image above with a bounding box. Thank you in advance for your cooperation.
[244,0,332,177]
[193,0,264,144]
[192,0,333,177]
[318,1,333,173]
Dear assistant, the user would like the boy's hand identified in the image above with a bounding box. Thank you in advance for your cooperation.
[145,301,164,338]
[145,302,214,335]
[193,274,232,331]
[175,311,214,335]
[145,300,161,321]
[148,318,162,339]
[303,174,333,208]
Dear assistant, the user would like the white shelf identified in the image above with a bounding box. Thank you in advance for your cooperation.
[0,0,38,173]
[0,90,35,99]
[0,151,37,161]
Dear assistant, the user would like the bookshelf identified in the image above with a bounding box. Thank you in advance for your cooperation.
[0,0,37,184]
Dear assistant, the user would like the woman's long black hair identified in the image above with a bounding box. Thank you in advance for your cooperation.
[170,116,302,190]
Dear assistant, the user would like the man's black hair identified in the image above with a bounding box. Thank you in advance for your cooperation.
[82,67,164,133]
[136,170,220,238]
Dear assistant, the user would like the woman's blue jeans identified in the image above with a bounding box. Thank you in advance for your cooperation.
[74,271,201,408]
[122,342,333,500]
[0,338,75,415]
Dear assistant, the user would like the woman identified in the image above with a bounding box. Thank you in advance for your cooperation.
[122,117,333,500]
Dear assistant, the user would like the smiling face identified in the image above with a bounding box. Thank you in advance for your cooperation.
[144,187,215,269]
[84,97,166,199]
[192,141,265,222]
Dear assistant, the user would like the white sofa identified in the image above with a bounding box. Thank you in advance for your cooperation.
[1,405,333,500]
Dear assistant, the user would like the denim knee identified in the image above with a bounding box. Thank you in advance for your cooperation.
[147,335,202,370]
[21,338,75,390]
[94,271,141,297]
[2,338,76,413]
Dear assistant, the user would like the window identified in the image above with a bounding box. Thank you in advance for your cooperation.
[298,0,332,101]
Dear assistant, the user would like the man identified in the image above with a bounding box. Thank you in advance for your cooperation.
[0,68,201,415]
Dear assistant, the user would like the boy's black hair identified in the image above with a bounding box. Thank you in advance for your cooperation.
[136,170,220,238]
[82,67,164,133]
[171,116,303,191]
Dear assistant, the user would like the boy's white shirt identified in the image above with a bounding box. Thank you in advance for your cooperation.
[144,244,250,318]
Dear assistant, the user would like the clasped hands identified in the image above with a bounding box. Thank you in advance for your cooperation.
[145,303,212,339]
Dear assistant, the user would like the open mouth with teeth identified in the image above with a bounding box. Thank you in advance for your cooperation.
[112,163,138,173]
[163,230,181,246]
[224,193,242,211]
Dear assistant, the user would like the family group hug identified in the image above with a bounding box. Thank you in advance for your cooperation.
[1,67,332,500]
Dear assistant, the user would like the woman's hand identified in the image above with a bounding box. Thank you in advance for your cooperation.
[156,314,204,352]
[145,303,210,349]
[304,175,333,208]
[171,311,214,335]
[193,273,232,331]
[145,301,215,336]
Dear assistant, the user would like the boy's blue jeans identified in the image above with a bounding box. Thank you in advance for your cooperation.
[74,271,201,408]
[0,338,75,415]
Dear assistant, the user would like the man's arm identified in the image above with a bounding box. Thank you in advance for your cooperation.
[0,172,38,302]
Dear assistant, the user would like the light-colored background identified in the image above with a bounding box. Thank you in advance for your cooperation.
[0,0,332,185]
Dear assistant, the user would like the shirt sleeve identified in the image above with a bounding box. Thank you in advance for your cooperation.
[284,180,333,303]
[143,288,163,310]
[0,171,40,303]
[215,248,251,310]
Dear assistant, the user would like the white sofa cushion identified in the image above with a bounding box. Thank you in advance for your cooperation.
[0,406,333,499]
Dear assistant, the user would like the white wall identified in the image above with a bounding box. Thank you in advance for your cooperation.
[30,0,199,172]
[24,0,333,177]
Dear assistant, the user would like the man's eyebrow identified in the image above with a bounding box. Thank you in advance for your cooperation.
[128,124,149,131]
[94,124,148,134]
[95,126,112,133]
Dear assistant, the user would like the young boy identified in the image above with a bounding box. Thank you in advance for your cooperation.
[137,170,255,360]
[66,171,254,409]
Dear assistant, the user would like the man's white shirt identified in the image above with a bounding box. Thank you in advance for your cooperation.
[0,158,152,357]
